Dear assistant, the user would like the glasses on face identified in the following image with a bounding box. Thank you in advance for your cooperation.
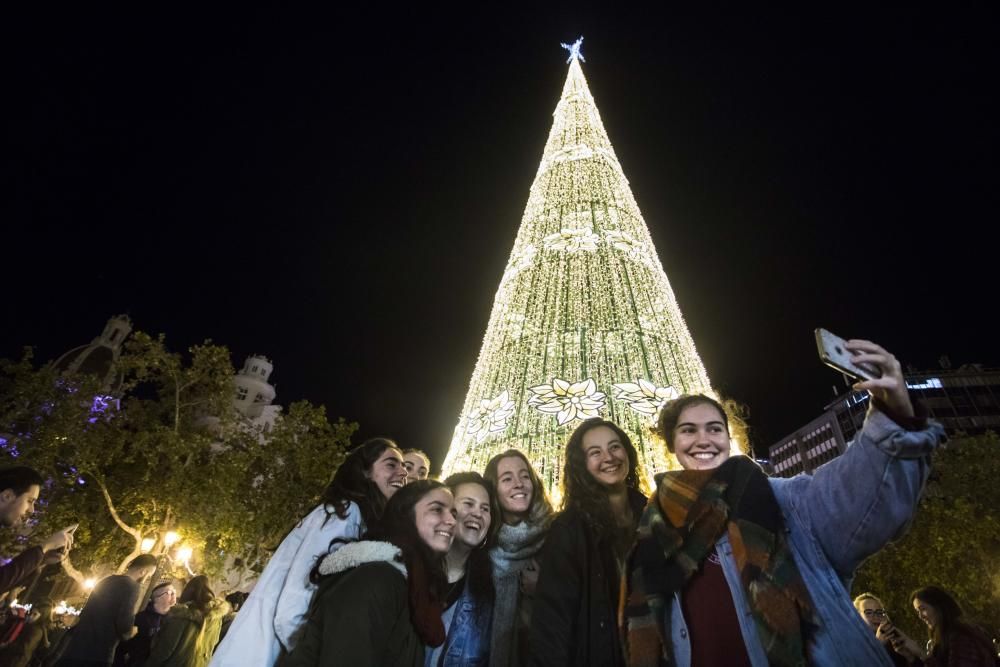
[863,609,887,617]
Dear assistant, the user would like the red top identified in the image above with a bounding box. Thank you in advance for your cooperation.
[680,548,753,667]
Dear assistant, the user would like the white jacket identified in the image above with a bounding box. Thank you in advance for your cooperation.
[209,502,364,667]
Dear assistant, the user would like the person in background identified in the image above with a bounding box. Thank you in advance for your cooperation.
[910,585,996,666]
[853,592,918,666]
[0,467,76,596]
[404,449,432,482]
[210,437,407,667]
[425,472,499,666]
[215,591,248,648]
[114,581,176,666]
[622,339,946,666]
[279,479,456,666]
[483,450,554,667]
[56,554,158,667]
[531,418,648,666]
[0,598,57,667]
[144,575,230,667]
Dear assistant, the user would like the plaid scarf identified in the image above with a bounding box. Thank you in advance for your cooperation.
[620,456,816,667]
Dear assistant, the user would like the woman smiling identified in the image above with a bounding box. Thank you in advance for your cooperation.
[280,480,456,666]
[424,472,500,666]
[531,418,648,666]
[483,450,554,667]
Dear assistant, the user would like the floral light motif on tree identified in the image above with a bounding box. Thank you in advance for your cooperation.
[464,391,516,442]
[528,378,607,425]
[604,230,649,264]
[612,379,679,417]
[501,245,537,285]
[542,228,601,253]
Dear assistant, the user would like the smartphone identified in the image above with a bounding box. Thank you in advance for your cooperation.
[815,328,882,381]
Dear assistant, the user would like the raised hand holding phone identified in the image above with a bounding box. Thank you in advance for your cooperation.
[816,330,913,419]
[40,524,77,554]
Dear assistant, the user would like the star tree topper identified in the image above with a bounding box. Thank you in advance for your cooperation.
[560,36,585,63]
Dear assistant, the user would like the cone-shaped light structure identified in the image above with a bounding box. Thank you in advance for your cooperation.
[442,50,713,495]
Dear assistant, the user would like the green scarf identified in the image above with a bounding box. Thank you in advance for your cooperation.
[620,456,816,667]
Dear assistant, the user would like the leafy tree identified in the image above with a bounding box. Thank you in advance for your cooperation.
[1,332,356,592]
[853,431,1000,640]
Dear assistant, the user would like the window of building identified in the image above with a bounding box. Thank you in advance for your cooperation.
[236,387,248,401]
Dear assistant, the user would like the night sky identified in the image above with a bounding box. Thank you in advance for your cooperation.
[4,7,996,465]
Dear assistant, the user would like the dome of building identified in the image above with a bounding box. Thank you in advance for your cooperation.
[51,315,133,393]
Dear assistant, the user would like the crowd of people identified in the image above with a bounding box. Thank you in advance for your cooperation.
[1,338,997,665]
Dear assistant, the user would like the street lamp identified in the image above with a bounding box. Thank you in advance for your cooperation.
[163,531,181,547]
[140,537,156,553]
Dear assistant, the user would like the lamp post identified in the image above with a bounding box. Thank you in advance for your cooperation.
[137,528,185,612]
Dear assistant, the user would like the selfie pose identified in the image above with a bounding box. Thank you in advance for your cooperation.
[531,418,649,666]
[211,438,407,667]
[623,339,946,666]
[484,450,554,667]
[279,479,456,666]
[426,472,499,667]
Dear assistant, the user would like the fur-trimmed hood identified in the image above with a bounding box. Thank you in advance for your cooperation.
[317,540,407,578]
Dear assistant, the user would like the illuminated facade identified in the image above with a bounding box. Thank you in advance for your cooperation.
[442,44,713,493]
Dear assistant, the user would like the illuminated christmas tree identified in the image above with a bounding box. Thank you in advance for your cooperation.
[442,39,713,494]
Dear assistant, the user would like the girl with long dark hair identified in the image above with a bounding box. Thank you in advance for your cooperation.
[211,437,407,666]
[531,418,648,666]
[280,479,457,666]
[145,576,229,667]
[483,449,553,667]
[909,586,996,666]
[425,472,500,666]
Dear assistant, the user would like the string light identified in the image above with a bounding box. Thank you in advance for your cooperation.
[442,51,714,493]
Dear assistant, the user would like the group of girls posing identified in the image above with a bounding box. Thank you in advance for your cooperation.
[212,337,946,667]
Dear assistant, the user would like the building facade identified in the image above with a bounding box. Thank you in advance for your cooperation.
[768,364,1000,477]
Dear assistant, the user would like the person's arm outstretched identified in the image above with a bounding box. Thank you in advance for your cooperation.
[777,339,945,576]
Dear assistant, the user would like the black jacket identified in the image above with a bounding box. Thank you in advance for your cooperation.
[529,487,648,667]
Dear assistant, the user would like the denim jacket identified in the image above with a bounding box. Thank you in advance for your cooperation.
[666,406,945,667]
[426,576,492,667]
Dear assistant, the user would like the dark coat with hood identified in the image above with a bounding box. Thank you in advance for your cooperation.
[529,487,648,667]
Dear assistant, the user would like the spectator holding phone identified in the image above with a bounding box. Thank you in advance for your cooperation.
[911,585,996,666]
[854,592,922,665]
[0,467,76,596]
[622,339,946,666]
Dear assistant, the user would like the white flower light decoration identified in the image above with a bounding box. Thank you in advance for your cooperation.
[612,379,679,416]
[464,391,516,442]
[528,377,606,425]
[501,245,537,285]
[604,230,649,263]
[542,228,601,253]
